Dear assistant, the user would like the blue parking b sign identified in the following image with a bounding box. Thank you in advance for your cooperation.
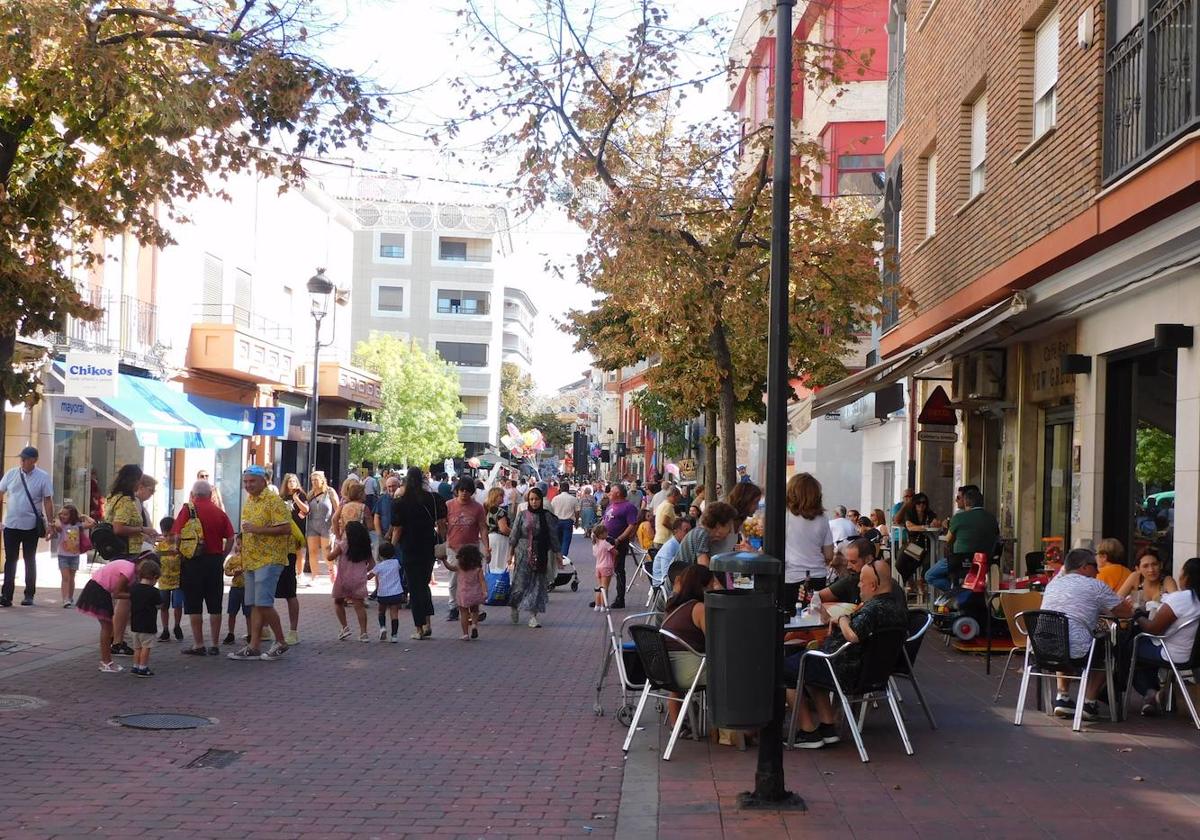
[254,407,289,436]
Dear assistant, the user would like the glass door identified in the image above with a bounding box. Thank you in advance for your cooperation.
[1042,410,1073,554]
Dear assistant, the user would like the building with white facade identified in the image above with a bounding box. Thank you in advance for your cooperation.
[502,287,536,372]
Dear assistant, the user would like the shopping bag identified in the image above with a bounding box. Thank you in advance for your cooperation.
[485,569,511,606]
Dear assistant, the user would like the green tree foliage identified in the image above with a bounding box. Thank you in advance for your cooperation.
[445,0,883,493]
[499,361,535,428]
[1136,424,1175,489]
[631,390,687,460]
[350,334,465,468]
[0,1,377,459]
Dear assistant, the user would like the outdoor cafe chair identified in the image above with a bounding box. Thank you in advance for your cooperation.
[890,609,937,729]
[992,591,1045,702]
[1122,615,1200,729]
[622,624,707,761]
[1013,609,1099,732]
[789,626,914,763]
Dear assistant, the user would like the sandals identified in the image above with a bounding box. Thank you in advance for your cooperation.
[98,661,123,673]
[181,646,208,656]
[338,626,352,641]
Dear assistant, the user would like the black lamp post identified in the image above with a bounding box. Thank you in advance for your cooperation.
[306,268,335,482]
[740,0,805,811]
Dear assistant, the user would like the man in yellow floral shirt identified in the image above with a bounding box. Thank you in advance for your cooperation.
[228,466,291,661]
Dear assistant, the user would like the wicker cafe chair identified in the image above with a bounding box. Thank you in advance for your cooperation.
[890,609,937,729]
[993,591,1045,701]
[791,626,913,763]
[1123,615,1200,729]
[1013,610,1097,732]
[622,625,707,761]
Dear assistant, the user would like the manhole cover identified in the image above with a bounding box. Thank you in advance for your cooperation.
[186,749,243,769]
[112,713,214,730]
[0,695,45,711]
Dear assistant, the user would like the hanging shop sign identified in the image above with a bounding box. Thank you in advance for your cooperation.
[63,352,119,398]
[917,428,959,443]
[253,407,290,437]
[917,385,957,426]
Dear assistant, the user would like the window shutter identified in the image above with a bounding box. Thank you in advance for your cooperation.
[925,152,937,236]
[1033,9,1059,101]
[202,254,223,310]
[234,269,252,321]
[970,94,988,169]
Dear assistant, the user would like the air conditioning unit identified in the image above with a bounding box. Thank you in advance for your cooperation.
[970,350,1006,400]
[951,356,972,402]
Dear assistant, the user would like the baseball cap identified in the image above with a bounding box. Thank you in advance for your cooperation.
[18,446,38,459]
[243,465,269,478]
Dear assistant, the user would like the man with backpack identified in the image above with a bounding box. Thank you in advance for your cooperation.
[172,480,235,655]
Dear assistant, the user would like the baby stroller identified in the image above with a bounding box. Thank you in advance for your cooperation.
[548,556,580,592]
[593,588,662,725]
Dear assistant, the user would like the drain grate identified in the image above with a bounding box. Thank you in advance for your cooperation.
[186,749,242,769]
[112,713,214,730]
[0,694,45,711]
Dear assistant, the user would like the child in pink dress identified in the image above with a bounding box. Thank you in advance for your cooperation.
[450,544,487,640]
[591,524,616,610]
[332,522,374,642]
[75,557,137,673]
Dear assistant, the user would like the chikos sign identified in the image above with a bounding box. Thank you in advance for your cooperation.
[63,352,119,398]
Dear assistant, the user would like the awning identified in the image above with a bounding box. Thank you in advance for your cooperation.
[317,418,382,434]
[810,294,1029,418]
[50,365,248,449]
[183,394,256,438]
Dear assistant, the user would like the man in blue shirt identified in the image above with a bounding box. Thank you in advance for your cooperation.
[652,517,694,585]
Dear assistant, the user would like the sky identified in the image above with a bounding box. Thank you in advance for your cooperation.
[314,0,745,392]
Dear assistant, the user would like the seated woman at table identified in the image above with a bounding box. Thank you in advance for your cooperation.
[661,564,716,730]
[1117,546,1178,606]
[676,502,737,567]
[785,559,908,749]
[1129,556,1200,716]
[1095,538,1130,592]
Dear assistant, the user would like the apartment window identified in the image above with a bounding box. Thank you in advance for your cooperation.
[837,154,885,198]
[924,152,938,238]
[377,286,405,312]
[1112,0,1145,42]
[371,278,410,317]
[439,239,467,261]
[379,232,406,259]
[436,289,490,315]
[970,93,988,198]
[1033,9,1059,138]
[436,341,488,367]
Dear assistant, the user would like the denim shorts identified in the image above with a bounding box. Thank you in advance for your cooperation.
[58,554,81,571]
[226,586,252,617]
[243,564,284,607]
[158,588,185,609]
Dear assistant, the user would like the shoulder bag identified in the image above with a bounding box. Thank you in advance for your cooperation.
[18,470,47,537]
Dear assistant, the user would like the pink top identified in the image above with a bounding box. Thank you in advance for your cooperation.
[92,559,136,593]
[593,540,616,574]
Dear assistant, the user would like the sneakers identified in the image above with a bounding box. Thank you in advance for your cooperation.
[62,599,73,609]
[285,631,299,646]
[410,630,424,641]
[260,643,288,661]
[447,608,460,622]
[173,625,184,640]
[359,632,370,643]
[98,661,124,673]
[206,646,220,656]
[226,647,261,661]
[20,597,33,606]
[470,626,478,640]
[158,629,171,642]
[132,667,154,678]
[528,616,542,629]
[510,608,520,625]
[793,728,825,749]
[477,611,487,623]
[817,723,840,745]
[111,642,135,657]
[390,633,399,644]
[379,627,389,641]
[222,633,236,645]
[1081,701,1101,721]
[338,626,352,641]
[1052,695,1073,718]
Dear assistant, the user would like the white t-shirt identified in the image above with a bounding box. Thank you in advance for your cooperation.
[371,557,405,598]
[1158,590,1200,662]
[829,516,859,547]
[784,512,834,583]
[550,493,580,521]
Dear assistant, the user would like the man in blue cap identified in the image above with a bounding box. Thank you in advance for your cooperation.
[0,446,57,606]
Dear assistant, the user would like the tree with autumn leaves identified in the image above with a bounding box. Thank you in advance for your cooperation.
[0,1,377,462]
[445,0,884,494]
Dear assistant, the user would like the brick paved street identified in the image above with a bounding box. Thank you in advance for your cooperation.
[3,540,1200,839]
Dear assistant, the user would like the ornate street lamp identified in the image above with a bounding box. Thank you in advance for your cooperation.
[306,268,335,482]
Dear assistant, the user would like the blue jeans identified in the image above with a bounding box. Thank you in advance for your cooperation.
[558,519,574,558]
[1131,636,1171,697]
[925,559,952,592]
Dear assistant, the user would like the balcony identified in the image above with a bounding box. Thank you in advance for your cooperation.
[52,288,160,365]
[188,305,294,385]
[294,361,382,409]
[1104,0,1198,181]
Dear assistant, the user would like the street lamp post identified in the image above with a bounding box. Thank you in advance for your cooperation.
[306,268,335,482]
[740,0,805,811]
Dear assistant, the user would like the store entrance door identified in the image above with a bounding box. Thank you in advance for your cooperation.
[1041,408,1073,555]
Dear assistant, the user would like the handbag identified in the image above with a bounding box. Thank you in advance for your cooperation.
[897,540,925,581]
[484,569,510,606]
[17,470,47,537]
[79,527,93,554]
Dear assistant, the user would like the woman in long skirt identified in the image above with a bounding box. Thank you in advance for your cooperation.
[508,487,561,628]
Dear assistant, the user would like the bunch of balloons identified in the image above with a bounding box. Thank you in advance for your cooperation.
[500,422,547,459]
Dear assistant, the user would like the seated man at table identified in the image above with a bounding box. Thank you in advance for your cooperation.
[652,517,693,586]
[817,539,907,610]
[786,558,908,748]
[925,486,999,600]
[1039,547,1133,719]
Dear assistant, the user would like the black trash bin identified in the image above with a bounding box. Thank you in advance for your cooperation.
[705,552,782,730]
